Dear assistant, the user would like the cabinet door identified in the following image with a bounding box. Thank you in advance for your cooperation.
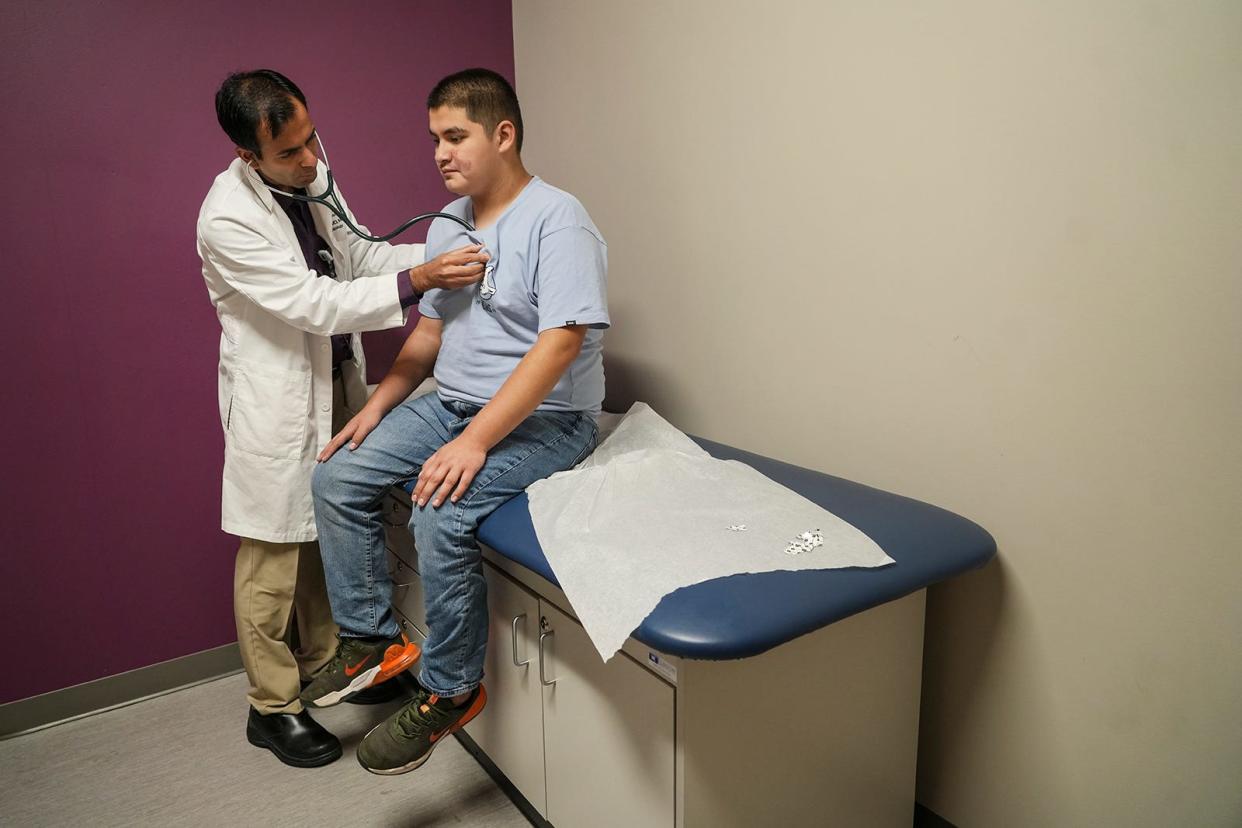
[540,601,675,828]
[463,563,547,816]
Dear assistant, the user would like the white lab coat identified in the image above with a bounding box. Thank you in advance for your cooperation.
[197,158,424,543]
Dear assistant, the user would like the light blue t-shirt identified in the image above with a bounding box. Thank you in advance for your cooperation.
[418,177,609,413]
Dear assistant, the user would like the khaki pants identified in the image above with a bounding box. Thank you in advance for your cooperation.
[233,375,352,714]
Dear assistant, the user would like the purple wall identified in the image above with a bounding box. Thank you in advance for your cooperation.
[0,0,514,704]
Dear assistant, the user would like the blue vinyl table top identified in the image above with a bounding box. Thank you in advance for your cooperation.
[402,436,995,660]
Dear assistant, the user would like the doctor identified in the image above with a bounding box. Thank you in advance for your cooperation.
[197,69,486,768]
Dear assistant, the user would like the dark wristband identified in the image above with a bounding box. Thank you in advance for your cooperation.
[397,268,422,308]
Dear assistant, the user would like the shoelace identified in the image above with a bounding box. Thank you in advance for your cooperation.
[321,637,366,674]
[394,690,453,739]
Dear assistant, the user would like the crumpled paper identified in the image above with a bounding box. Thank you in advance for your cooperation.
[526,403,895,661]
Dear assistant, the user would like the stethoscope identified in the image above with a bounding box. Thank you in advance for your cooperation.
[247,133,477,241]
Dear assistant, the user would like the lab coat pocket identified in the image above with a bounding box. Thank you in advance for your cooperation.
[227,364,309,460]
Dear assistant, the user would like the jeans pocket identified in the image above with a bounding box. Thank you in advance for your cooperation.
[568,416,599,467]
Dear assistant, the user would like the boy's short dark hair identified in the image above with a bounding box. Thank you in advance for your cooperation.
[427,68,524,152]
[215,69,307,156]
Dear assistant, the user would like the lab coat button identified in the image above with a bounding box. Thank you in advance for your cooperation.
[320,403,330,412]
[321,343,330,351]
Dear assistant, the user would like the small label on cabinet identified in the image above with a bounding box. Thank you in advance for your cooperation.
[646,650,678,684]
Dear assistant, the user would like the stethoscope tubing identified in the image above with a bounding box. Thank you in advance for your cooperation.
[248,130,476,241]
[272,169,476,241]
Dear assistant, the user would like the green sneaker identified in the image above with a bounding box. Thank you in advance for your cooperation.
[357,684,488,775]
[299,632,420,709]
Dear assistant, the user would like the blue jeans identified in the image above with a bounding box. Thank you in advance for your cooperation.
[312,392,597,697]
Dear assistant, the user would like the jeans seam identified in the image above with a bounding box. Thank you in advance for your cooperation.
[451,501,471,682]
[366,516,376,633]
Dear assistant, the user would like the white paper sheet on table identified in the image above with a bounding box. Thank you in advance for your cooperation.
[526,403,895,661]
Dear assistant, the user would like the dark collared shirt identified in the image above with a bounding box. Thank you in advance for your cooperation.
[272,190,419,369]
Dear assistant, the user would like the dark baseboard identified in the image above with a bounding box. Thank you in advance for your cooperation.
[455,727,551,828]
[459,719,958,828]
[915,802,958,827]
[0,643,242,739]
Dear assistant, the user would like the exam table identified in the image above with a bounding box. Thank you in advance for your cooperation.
[383,434,995,827]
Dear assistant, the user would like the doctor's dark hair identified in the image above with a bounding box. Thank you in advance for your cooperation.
[215,70,308,156]
[427,68,524,152]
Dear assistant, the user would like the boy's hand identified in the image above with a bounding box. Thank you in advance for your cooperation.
[408,244,490,293]
[413,435,488,508]
[318,405,385,462]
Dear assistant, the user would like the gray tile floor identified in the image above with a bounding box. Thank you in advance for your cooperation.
[0,673,529,828]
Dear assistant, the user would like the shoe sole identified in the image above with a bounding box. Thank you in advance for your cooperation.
[246,726,342,769]
[306,642,422,709]
[375,640,422,684]
[358,686,488,776]
[345,678,412,705]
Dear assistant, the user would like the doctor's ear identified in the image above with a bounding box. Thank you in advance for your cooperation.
[235,147,259,168]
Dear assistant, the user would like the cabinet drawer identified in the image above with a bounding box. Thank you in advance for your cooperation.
[382,489,416,565]
[391,558,427,635]
[384,524,417,568]
[393,606,427,647]
[382,490,415,560]
[381,489,412,527]
[385,524,418,571]
[386,547,414,580]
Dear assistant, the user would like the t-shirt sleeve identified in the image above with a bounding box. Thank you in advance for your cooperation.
[417,289,444,319]
[534,226,610,332]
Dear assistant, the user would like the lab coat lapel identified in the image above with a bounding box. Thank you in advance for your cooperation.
[235,158,309,269]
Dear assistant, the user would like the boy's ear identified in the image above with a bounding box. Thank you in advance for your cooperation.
[494,119,518,153]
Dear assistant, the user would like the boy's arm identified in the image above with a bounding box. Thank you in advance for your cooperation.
[412,325,588,508]
[317,316,444,461]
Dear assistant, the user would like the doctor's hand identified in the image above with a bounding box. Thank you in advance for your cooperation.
[412,435,488,509]
[317,406,385,462]
[408,244,490,293]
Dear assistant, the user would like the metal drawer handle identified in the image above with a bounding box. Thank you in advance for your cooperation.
[381,497,412,528]
[538,630,557,686]
[390,561,416,589]
[382,510,409,528]
[511,614,530,667]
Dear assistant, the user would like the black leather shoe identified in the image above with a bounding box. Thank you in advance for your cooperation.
[246,707,342,768]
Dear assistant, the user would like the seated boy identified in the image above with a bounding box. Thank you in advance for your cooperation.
[302,68,608,775]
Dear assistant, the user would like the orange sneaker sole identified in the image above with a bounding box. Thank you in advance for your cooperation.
[375,640,421,684]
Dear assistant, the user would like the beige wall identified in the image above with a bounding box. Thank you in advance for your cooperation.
[512,2,1241,826]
